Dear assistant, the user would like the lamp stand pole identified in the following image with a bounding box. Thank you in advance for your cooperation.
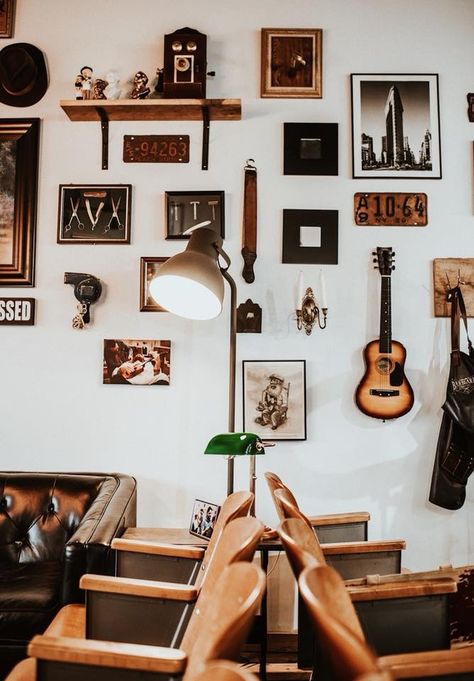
[221,267,237,497]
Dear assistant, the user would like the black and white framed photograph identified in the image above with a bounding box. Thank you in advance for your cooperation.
[140,257,169,312]
[351,74,441,179]
[165,190,225,240]
[58,185,132,244]
[243,360,307,441]
[282,209,338,264]
[103,339,171,385]
[189,499,221,539]
[284,122,338,176]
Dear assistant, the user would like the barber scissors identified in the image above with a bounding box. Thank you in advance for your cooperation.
[104,196,124,233]
[65,198,85,232]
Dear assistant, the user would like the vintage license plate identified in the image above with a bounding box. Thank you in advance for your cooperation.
[123,135,189,163]
[354,192,428,226]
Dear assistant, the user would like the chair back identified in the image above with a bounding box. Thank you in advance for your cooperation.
[299,564,370,680]
[277,518,326,578]
[199,491,254,579]
[182,516,264,652]
[264,472,300,522]
[274,487,313,528]
[183,562,266,680]
[191,661,259,681]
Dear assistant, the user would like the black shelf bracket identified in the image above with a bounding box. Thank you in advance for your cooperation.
[97,107,109,170]
[201,105,210,171]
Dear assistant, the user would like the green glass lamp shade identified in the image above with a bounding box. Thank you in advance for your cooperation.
[204,433,264,456]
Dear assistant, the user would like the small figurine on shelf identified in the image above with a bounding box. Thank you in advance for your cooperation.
[93,78,108,99]
[80,65,93,100]
[104,70,121,100]
[154,67,164,95]
[74,73,84,100]
[130,71,150,99]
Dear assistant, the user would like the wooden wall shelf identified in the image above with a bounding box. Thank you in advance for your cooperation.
[59,98,241,170]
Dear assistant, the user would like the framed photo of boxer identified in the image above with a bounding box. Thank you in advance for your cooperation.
[261,28,322,98]
[0,0,15,38]
[242,360,307,440]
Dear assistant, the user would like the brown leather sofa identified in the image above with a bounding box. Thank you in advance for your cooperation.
[0,471,137,677]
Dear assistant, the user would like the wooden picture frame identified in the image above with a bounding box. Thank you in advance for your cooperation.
[282,209,338,264]
[261,28,322,98]
[0,118,39,286]
[433,258,474,317]
[165,190,224,240]
[140,257,169,312]
[0,0,15,38]
[351,73,441,179]
[57,184,132,244]
[243,360,307,441]
[283,122,338,175]
[189,499,221,539]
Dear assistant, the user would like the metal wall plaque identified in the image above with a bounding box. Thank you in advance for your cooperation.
[123,135,189,163]
[354,192,428,226]
[0,298,35,325]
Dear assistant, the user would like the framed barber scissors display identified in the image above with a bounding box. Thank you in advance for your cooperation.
[57,184,132,244]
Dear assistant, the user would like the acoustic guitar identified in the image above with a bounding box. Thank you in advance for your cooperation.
[355,247,414,421]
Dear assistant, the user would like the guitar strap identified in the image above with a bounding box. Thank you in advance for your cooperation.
[449,286,473,365]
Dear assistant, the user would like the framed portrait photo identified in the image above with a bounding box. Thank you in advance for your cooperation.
[243,360,307,441]
[261,28,322,99]
[140,257,169,312]
[165,190,224,240]
[58,184,132,244]
[0,118,39,286]
[189,499,221,539]
[351,73,441,179]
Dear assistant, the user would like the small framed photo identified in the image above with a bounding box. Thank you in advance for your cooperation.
[261,28,322,99]
[243,360,307,441]
[351,73,441,179]
[103,339,171,385]
[165,190,224,240]
[140,257,169,312]
[282,209,338,264]
[0,0,15,38]
[189,499,221,539]
[58,185,132,244]
[284,122,338,176]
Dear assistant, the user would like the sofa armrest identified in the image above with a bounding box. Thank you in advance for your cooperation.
[28,635,187,675]
[81,574,200,602]
[62,473,137,604]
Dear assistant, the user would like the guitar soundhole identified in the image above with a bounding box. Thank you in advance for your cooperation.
[376,356,393,375]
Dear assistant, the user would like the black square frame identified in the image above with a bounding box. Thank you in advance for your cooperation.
[282,209,338,264]
[283,123,338,176]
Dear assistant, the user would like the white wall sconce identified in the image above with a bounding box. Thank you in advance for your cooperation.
[295,271,327,335]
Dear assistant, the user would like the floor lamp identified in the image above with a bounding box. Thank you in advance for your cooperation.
[149,227,240,494]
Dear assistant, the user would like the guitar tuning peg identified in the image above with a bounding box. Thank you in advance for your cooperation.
[373,265,378,269]
[372,251,376,256]
[392,265,396,270]
[373,258,377,263]
[392,251,396,256]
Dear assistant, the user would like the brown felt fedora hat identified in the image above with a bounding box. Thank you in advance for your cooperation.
[0,42,48,107]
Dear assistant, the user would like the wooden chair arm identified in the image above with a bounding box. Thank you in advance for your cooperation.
[321,539,406,555]
[28,635,187,675]
[44,604,85,638]
[347,577,457,602]
[345,565,461,586]
[379,645,474,678]
[4,658,36,681]
[111,537,205,560]
[308,512,370,527]
[80,574,200,602]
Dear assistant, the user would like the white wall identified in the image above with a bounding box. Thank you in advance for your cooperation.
[0,0,472,572]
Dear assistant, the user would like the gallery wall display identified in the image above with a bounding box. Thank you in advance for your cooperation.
[433,258,474,317]
[0,118,39,286]
[354,192,428,227]
[351,73,441,179]
[283,122,338,176]
[140,257,169,312]
[282,209,338,264]
[58,185,132,244]
[165,190,224,239]
[260,28,322,98]
[243,360,307,440]
[0,0,15,38]
[103,339,171,386]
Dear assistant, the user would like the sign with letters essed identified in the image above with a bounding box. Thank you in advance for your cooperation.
[0,298,35,325]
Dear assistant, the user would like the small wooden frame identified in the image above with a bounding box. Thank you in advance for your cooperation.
[123,135,189,164]
[140,257,168,312]
[261,28,322,98]
[354,192,428,226]
[433,258,474,317]
[0,0,15,38]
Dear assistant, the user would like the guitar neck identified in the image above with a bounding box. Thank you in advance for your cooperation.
[379,275,392,353]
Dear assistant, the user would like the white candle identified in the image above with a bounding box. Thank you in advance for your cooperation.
[320,270,327,308]
[296,271,304,310]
